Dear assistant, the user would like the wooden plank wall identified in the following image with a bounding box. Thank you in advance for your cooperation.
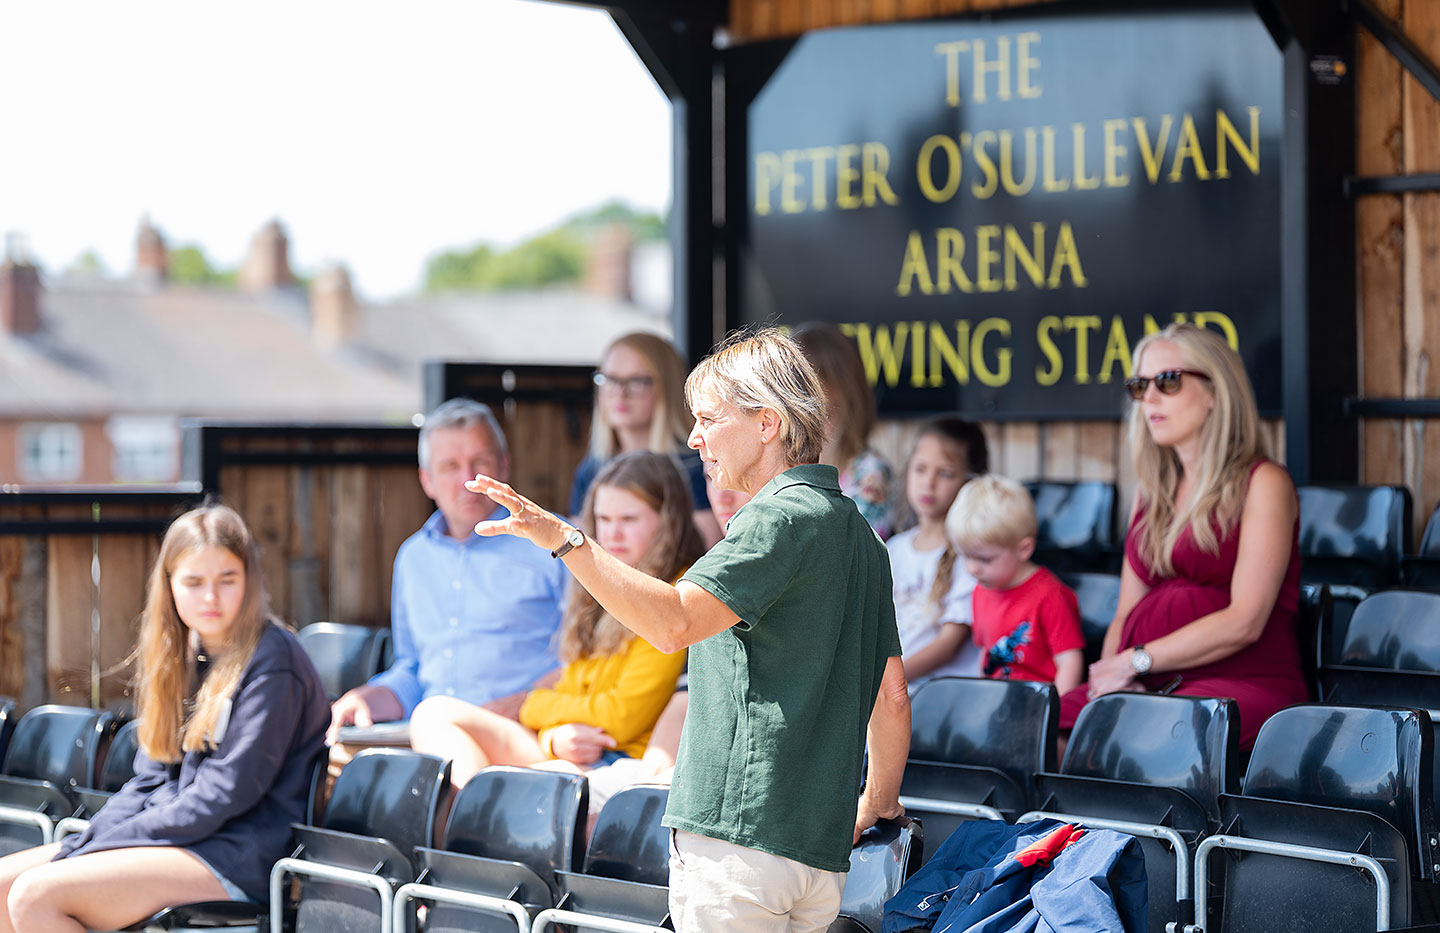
[206,430,434,631]
[1357,0,1440,544]
[0,497,190,712]
[730,0,1058,40]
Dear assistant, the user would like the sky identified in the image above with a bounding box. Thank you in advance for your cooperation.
[0,0,673,298]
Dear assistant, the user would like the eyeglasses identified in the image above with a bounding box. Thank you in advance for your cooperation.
[1123,369,1210,400]
[593,371,655,396]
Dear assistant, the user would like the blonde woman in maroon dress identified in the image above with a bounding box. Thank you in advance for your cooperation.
[1061,323,1308,748]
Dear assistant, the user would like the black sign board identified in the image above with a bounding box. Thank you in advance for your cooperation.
[735,5,1283,418]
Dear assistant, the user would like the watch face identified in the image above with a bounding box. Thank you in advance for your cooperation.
[569,529,584,546]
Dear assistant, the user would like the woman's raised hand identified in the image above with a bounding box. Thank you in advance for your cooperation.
[465,474,568,551]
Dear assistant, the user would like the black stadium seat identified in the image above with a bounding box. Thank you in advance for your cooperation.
[828,817,922,933]
[1025,480,1118,572]
[56,717,142,840]
[900,678,1056,856]
[1404,501,1440,588]
[1297,484,1411,590]
[272,748,450,933]
[1320,590,1440,830]
[1188,704,1438,933]
[1056,571,1120,666]
[532,784,672,933]
[297,622,393,702]
[1023,692,1239,933]
[0,705,111,855]
[395,766,588,933]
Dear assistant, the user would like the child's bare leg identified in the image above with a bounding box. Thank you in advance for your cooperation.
[409,696,546,787]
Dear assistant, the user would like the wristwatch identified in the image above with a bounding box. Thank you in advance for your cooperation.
[1130,644,1153,675]
[551,527,585,559]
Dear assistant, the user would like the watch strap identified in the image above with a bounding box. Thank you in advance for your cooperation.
[551,529,583,559]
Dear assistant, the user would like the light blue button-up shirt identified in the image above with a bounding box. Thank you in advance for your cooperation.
[368,507,568,715]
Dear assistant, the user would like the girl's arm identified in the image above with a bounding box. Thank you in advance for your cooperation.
[902,622,970,680]
[1094,462,1296,684]
[78,668,316,847]
[55,753,169,857]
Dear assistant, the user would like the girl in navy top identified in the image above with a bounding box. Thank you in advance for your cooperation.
[0,505,328,932]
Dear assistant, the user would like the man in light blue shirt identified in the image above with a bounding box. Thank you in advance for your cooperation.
[327,399,567,741]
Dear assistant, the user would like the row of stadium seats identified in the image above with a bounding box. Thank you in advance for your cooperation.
[0,703,917,933]
[899,674,1440,933]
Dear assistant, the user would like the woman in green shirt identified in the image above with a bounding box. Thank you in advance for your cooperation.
[467,327,910,933]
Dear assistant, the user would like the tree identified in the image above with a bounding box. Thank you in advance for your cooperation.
[169,245,237,286]
[422,198,666,293]
[64,250,108,279]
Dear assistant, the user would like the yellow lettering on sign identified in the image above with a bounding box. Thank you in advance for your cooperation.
[918,134,962,203]
[1000,128,1038,196]
[973,318,1013,386]
[1132,115,1174,185]
[1215,107,1261,179]
[1098,316,1132,383]
[928,321,972,387]
[1035,315,1064,386]
[843,323,912,388]
[896,232,934,297]
[1168,113,1211,181]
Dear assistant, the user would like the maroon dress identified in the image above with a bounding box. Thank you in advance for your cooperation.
[1059,462,1309,748]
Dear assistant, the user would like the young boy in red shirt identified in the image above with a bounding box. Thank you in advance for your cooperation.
[947,474,1085,695]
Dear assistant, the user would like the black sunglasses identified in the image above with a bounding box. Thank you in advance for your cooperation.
[1123,369,1210,401]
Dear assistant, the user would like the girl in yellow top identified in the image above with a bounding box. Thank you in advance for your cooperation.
[409,450,705,787]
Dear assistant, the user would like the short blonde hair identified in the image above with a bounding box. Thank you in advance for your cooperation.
[947,474,1036,551]
[684,327,828,466]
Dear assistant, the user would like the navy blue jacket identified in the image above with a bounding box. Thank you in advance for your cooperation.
[884,818,1148,933]
[57,622,329,902]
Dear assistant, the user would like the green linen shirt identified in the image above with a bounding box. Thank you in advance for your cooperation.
[666,463,902,872]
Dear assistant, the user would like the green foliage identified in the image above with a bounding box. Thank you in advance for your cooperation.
[423,199,667,294]
[64,250,108,278]
[169,245,236,286]
[561,200,667,242]
[425,230,585,293]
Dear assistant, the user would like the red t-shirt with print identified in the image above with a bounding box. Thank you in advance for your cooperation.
[971,566,1085,683]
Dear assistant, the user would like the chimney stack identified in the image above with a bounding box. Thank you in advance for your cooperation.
[583,224,633,302]
[310,264,357,349]
[0,234,41,336]
[134,215,168,283]
[238,219,295,292]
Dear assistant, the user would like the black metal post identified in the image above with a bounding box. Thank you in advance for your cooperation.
[1273,0,1358,484]
[608,3,725,365]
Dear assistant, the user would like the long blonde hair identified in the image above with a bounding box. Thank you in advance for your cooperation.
[558,451,704,663]
[1130,323,1268,576]
[137,504,269,763]
[590,332,693,459]
[793,322,877,470]
[913,417,990,621]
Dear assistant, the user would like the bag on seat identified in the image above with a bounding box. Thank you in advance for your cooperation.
[882,818,1146,933]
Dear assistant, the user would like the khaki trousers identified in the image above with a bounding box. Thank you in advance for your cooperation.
[667,830,847,933]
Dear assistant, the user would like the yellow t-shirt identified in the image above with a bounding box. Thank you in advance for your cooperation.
[518,634,685,759]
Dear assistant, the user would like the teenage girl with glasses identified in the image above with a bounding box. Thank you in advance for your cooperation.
[1060,322,1308,749]
[571,332,722,546]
